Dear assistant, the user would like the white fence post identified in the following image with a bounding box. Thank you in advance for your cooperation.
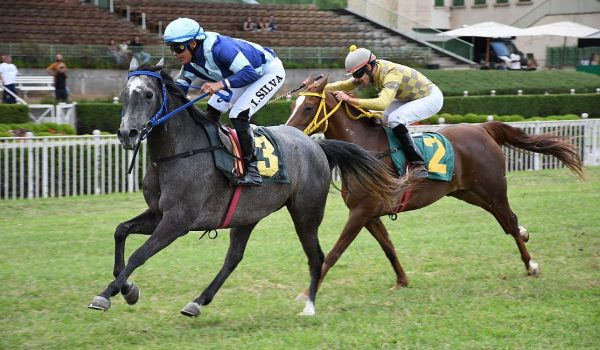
[26,132,34,199]
[93,130,101,195]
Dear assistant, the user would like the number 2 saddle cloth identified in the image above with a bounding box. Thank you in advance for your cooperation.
[204,123,290,184]
[383,127,455,182]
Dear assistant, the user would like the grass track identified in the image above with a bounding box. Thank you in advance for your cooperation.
[0,168,599,349]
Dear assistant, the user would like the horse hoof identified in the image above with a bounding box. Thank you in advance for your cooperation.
[528,261,540,277]
[180,302,201,317]
[519,226,529,242]
[122,282,140,305]
[88,296,111,311]
[297,301,316,316]
[295,292,308,302]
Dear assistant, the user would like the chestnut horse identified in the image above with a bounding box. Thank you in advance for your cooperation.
[286,77,585,296]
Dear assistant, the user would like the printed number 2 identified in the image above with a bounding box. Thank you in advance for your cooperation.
[423,138,446,174]
[255,135,279,176]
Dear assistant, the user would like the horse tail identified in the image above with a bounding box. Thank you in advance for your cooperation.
[316,139,407,211]
[481,121,586,178]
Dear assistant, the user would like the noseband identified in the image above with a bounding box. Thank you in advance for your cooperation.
[298,91,383,135]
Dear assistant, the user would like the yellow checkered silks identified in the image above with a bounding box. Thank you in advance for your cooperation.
[377,60,433,101]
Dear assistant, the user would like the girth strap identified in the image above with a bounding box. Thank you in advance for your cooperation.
[153,145,225,164]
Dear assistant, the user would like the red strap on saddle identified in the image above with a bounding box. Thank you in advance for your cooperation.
[393,187,412,213]
[217,126,245,228]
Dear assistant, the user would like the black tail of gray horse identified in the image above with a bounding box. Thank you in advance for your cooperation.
[316,139,405,211]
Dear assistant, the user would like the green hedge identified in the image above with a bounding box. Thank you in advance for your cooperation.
[74,93,598,133]
[426,70,600,96]
[440,94,599,118]
[0,122,76,137]
[0,104,29,124]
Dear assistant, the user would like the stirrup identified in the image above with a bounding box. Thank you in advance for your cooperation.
[233,164,262,186]
[410,162,429,178]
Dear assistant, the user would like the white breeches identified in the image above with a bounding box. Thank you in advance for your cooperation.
[383,85,444,128]
[208,57,286,119]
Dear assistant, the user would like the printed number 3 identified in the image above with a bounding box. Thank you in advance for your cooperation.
[255,135,279,176]
[423,138,446,174]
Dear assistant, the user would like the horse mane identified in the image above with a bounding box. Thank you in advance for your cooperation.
[134,64,212,124]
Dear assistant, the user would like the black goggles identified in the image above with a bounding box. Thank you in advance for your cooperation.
[352,66,367,79]
[169,43,187,54]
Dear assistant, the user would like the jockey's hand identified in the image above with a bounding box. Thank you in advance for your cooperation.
[201,81,225,95]
[333,91,350,102]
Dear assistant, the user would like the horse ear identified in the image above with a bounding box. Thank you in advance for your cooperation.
[129,56,140,71]
[156,57,165,67]
[317,75,328,91]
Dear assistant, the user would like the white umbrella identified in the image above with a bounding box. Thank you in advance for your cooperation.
[438,22,529,64]
[438,21,529,38]
[522,21,600,66]
[522,21,599,38]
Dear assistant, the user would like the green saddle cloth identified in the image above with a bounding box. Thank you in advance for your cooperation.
[203,123,290,184]
[383,127,454,182]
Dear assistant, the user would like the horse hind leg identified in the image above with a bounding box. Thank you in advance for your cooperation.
[365,217,409,289]
[181,223,256,318]
[452,190,539,277]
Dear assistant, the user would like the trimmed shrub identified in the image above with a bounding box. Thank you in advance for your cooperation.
[0,122,76,137]
[76,102,122,134]
[0,104,29,123]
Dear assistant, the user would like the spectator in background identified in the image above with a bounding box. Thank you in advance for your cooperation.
[509,51,521,70]
[0,54,19,104]
[257,17,268,32]
[46,54,68,103]
[54,62,69,103]
[118,40,131,60]
[243,16,257,32]
[590,53,599,65]
[107,39,124,65]
[267,16,277,32]
[526,53,538,70]
[130,36,151,65]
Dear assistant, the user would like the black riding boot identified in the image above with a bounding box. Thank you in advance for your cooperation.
[232,118,262,186]
[206,104,221,123]
[392,124,428,178]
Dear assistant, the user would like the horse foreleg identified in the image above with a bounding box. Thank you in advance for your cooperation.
[113,209,162,304]
[365,217,408,289]
[88,216,190,312]
[181,223,256,318]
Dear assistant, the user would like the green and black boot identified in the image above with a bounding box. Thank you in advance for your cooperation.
[392,124,428,178]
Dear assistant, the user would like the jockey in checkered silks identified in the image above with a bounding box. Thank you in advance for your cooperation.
[325,45,444,178]
[163,17,286,186]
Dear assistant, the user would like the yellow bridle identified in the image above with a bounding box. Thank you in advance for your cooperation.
[298,91,383,135]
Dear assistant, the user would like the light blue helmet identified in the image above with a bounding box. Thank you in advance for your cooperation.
[163,18,206,44]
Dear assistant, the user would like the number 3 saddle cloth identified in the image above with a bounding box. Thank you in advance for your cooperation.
[383,128,455,182]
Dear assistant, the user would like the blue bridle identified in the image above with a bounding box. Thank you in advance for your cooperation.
[124,69,231,173]
[126,70,232,134]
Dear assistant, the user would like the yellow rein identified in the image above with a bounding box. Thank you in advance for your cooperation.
[298,91,383,135]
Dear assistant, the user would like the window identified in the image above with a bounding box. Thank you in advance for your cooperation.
[435,0,444,6]
[452,0,465,6]
[474,0,487,4]
[496,0,509,3]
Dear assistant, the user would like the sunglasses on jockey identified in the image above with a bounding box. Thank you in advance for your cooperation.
[352,65,368,79]
[169,43,189,54]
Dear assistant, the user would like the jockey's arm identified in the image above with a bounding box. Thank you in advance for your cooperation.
[355,85,396,110]
[324,78,357,92]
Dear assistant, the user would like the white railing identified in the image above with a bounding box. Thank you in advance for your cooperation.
[1,120,598,200]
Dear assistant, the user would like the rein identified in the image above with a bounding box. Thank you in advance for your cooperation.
[298,91,383,135]
[125,70,231,174]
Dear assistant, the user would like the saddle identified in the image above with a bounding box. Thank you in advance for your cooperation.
[202,123,290,184]
[383,128,455,182]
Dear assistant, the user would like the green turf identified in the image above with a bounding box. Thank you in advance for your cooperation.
[0,167,598,349]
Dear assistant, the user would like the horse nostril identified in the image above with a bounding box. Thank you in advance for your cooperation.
[116,129,123,140]
[129,129,139,139]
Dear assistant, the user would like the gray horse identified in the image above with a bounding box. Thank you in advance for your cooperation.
[87,58,405,317]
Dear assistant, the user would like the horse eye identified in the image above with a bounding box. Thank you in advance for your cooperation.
[305,105,315,112]
[145,91,153,99]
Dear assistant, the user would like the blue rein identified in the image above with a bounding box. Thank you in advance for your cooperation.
[124,69,232,174]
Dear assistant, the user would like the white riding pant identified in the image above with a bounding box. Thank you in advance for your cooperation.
[383,85,444,128]
[208,57,286,119]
